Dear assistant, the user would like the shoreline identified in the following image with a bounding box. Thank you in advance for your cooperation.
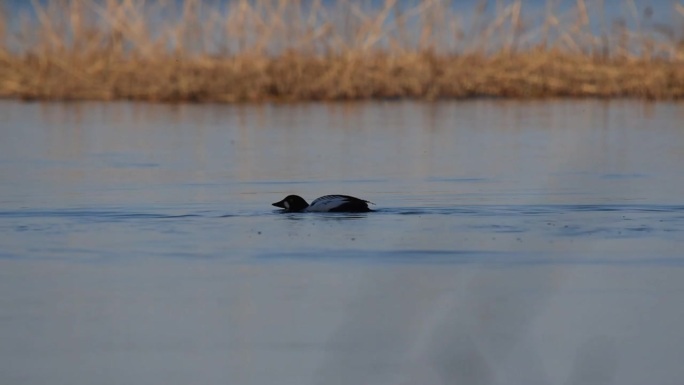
[3,52,683,102]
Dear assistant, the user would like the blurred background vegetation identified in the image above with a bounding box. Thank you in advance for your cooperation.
[1,0,683,101]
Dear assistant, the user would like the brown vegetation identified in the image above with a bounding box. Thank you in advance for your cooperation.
[1,0,683,102]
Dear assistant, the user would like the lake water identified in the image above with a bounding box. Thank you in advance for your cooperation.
[1,100,684,385]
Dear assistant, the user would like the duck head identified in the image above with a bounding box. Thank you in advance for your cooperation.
[272,195,309,212]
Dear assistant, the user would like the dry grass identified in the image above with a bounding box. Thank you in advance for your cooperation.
[1,0,683,102]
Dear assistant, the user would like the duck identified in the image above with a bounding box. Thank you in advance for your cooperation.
[272,195,374,213]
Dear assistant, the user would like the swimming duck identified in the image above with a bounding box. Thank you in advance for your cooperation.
[272,195,374,213]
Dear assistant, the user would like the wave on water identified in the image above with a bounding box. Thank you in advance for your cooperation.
[0,209,200,220]
[2,204,684,220]
[380,204,684,216]
[255,249,684,267]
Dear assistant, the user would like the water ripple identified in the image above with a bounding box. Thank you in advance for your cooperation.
[0,209,199,220]
[256,249,684,266]
[2,204,684,220]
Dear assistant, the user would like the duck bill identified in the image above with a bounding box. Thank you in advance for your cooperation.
[272,200,286,209]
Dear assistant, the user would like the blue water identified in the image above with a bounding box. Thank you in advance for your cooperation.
[2,204,684,264]
[1,100,684,385]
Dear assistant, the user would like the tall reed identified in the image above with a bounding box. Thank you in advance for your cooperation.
[1,0,683,101]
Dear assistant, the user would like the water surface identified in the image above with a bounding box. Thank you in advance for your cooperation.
[1,100,684,385]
